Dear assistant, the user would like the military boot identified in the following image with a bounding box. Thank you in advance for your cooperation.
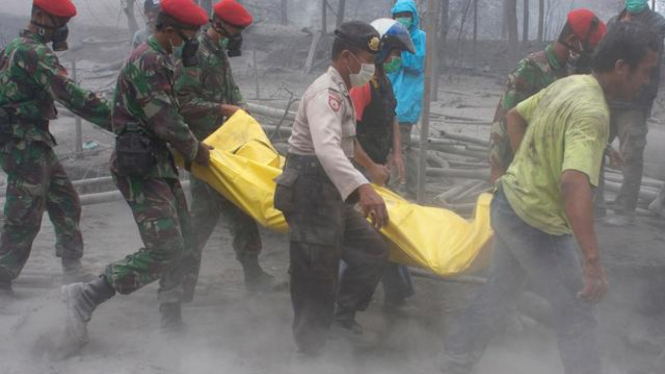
[159,302,184,332]
[239,255,283,293]
[62,258,96,284]
[61,277,115,346]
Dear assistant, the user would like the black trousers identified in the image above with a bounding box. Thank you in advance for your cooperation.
[274,156,389,354]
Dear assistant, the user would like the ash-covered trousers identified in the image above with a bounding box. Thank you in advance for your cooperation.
[103,173,197,305]
[0,142,83,283]
[441,190,602,374]
[182,177,263,299]
[274,155,389,354]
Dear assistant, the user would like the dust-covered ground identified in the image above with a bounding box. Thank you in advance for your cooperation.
[1,6,665,374]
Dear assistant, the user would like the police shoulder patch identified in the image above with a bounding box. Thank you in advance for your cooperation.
[328,89,343,112]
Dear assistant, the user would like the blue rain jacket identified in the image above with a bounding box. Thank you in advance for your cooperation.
[388,0,427,125]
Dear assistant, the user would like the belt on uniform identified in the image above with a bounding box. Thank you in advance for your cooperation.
[284,154,330,179]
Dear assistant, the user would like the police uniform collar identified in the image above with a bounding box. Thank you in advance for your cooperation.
[328,66,349,96]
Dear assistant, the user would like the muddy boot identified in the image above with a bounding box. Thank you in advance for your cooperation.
[62,258,96,284]
[330,307,377,347]
[61,277,115,346]
[239,256,282,293]
[159,302,184,332]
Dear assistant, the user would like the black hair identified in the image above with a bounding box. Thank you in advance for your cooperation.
[155,12,198,31]
[332,38,363,60]
[593,21,660,73]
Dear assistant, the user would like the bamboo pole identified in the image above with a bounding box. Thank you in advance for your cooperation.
[418,0,438,203]
[427,167,491,180]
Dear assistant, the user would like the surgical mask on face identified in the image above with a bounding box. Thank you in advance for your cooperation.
[383,56,402,74]
[626,0,648,14]
[348,53,375,88]
[396,17,413,29]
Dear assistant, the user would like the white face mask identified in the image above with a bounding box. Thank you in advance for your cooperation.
[348,52,375,87]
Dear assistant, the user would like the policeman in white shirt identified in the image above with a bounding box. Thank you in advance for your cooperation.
[274,21,390,357]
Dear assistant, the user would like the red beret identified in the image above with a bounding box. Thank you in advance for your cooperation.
[213,0,253,28]
[33,0,77,18]
[161,0,208,28]
[568,8,607,49]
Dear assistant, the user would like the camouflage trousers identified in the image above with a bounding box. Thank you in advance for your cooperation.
[182,176,262,298]
[596,107,649,215]
[103,173,197,304]
[275,155,389,354]
[0,142,83,283]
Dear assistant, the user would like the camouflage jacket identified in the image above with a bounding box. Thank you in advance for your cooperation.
[175,32,244,141]
[110,36,200,180]
[0,30,112,148]
[489,44,566,170]
[499,44,566,116]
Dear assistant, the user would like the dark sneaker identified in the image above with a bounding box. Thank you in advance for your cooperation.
[244,270,288,293]
[329,319,379,348]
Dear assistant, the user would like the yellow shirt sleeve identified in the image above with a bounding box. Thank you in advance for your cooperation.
[515,88,546,123]
[561,114,608,187]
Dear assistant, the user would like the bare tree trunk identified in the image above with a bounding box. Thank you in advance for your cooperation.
[473,0,479,58]
[522,0,529,47]
[336,0,347,27]
[537,0,544,42]
[432,0,449,101]
[322,0,327,34]
[281,0,288,25]
[505,0,519,59]
[123,0,139,36]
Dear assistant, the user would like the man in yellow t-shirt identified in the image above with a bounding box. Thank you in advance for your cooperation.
[500,74,610,236]
[440,22,659,374]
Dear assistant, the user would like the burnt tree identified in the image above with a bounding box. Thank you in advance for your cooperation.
[523,0,529,46]
[281,0,288,25]
[504,0,519,58]
[538,0,545,42]
[336,0,346,27]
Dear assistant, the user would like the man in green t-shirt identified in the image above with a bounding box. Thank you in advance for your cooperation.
[440,22,659,374]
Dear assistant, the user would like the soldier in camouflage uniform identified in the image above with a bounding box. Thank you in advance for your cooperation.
[176,0,277,295]
[61,0,211,344]
[0,0,112,295]
[489,9,606,183]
